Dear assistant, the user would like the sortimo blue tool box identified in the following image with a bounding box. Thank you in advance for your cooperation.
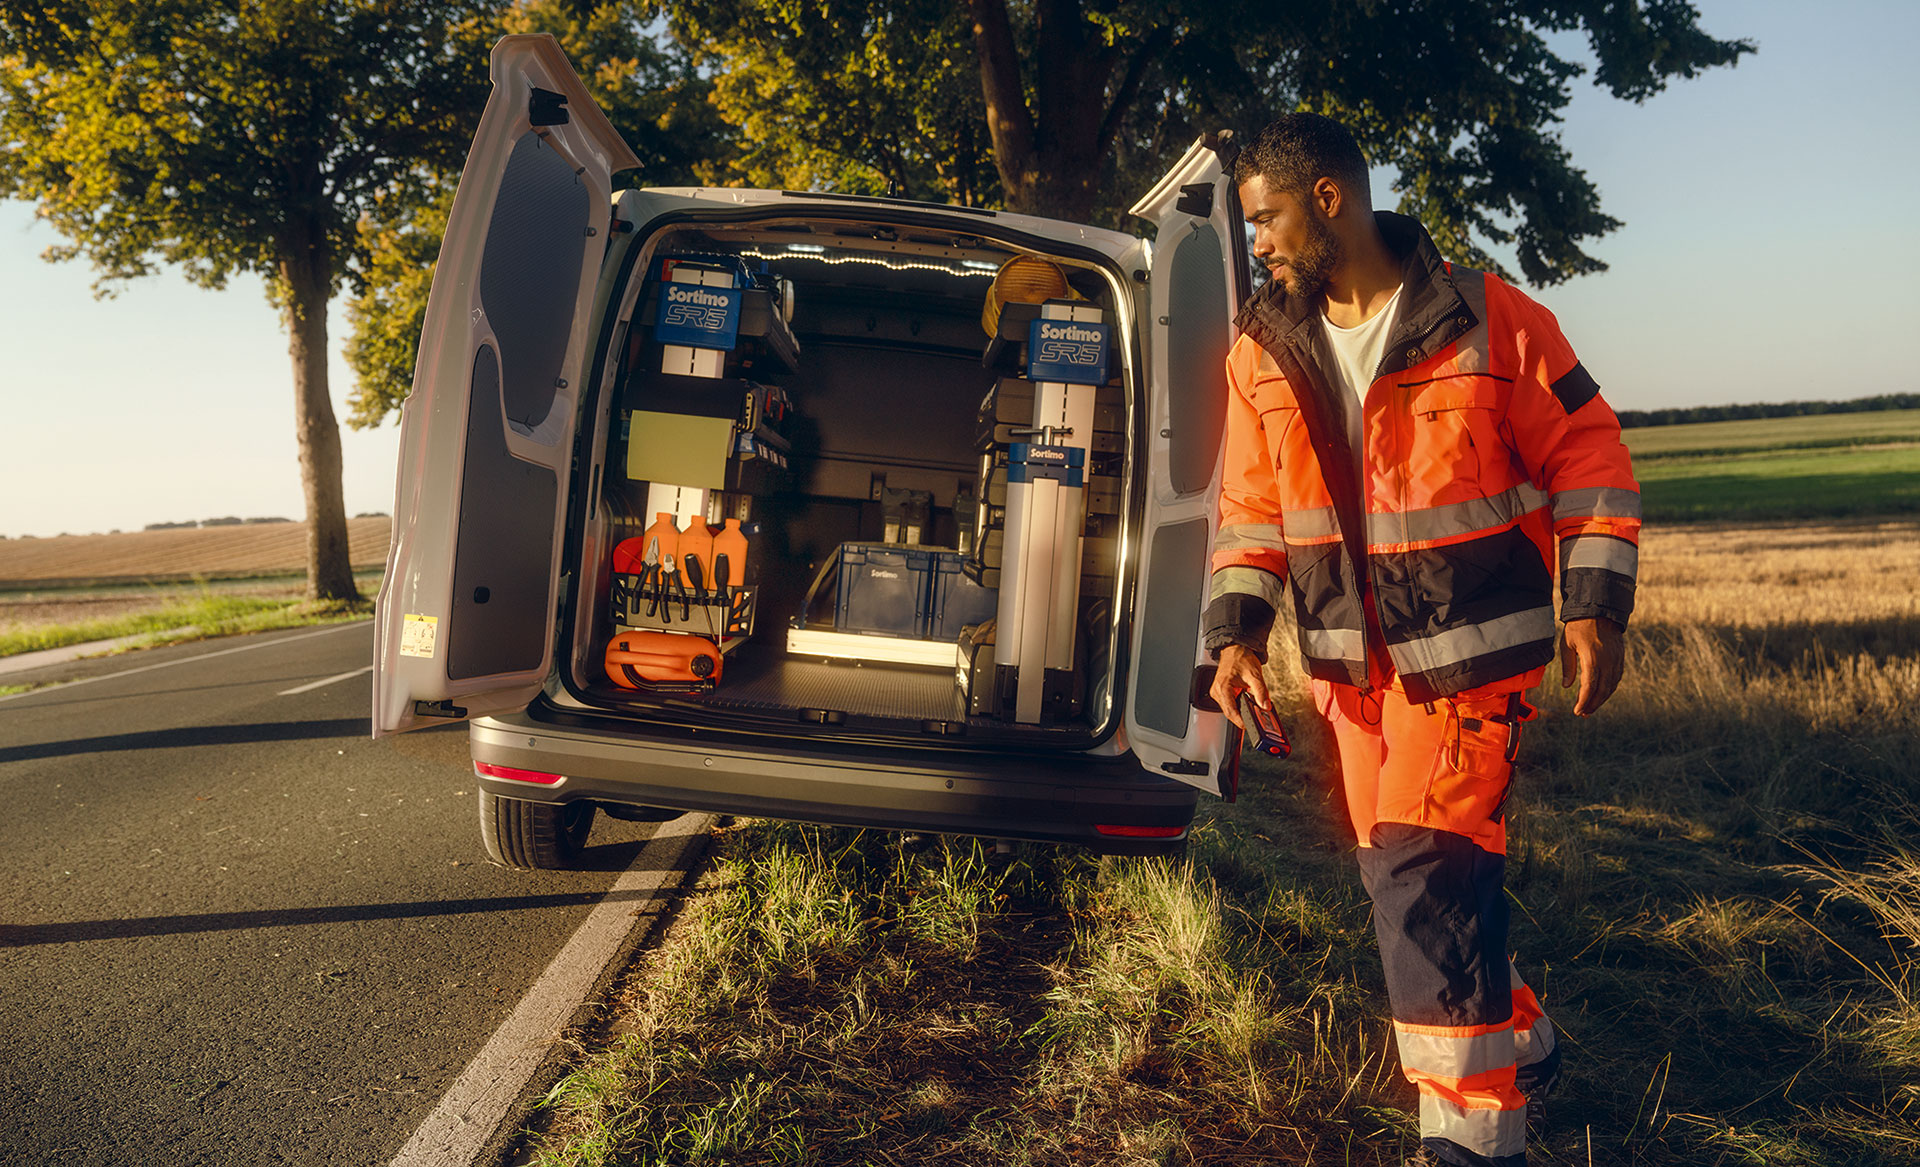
[831,545,999,641]
[834,543,935,638]
[928,551,998,640]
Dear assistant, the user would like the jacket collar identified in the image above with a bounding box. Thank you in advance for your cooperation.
[1234,210,1478,381]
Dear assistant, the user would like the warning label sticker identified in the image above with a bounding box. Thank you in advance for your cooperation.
[400,614,439,659]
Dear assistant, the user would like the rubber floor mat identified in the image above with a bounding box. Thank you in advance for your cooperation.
[706,656,965,721]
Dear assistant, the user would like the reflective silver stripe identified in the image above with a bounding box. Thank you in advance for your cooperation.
[1388,606,1557,677]
[1513,1013,1556,1070]
[1449,269,1490,375]
[1281,505,1339,540]
[1213,523,1285,554]
[1209,565,1286,608]
[1550,486,1641,522]
[1366,483,1548,545]
[1395,1024,1514,1080]
[1508,963,1558,1069]
[1420,1095,1525,1159]
[1301,626,1365,661]
[1562,534,1638,577]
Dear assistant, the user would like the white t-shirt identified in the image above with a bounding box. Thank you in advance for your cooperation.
[1320,284,1404,407]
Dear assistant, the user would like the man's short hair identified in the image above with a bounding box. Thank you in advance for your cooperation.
[1234,112,1371,208]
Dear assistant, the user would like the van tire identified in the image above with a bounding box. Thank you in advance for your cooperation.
[479,790,594,870]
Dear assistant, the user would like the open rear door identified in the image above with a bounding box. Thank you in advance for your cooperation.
[1121,133,1252,795]
[373,35,639,736]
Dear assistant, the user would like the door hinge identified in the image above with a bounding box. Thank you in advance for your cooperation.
[413,699,468,720]
[1161,758,1210,777]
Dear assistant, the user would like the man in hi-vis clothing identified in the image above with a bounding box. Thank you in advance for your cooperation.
[1207,113,1640,1166]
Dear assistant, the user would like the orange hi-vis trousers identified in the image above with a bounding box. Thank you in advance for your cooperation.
[1313,676,1560,1167]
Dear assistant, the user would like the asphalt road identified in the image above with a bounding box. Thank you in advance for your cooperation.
[0,623,686,1167]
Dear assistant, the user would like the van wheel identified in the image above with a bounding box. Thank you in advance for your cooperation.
[479,790,594,870]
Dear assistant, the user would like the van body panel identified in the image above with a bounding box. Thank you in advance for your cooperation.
[470,710,1197,854]
[372,35,636,736]
[1120,135,1251,795]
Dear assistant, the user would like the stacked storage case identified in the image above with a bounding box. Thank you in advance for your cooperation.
[604,254,799,688]
[962,293,1125,724]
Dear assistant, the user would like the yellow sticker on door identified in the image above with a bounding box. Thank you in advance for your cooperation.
[400,614,439,659]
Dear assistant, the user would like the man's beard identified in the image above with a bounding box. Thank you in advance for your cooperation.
[1279,213,1341,301]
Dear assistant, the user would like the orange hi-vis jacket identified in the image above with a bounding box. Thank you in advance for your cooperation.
[1204,213,1641,704]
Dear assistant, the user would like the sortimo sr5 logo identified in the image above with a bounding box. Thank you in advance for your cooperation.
[662,302,732,330]
[1035,338,1105,366]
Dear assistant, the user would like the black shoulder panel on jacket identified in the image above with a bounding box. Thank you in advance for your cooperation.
[1551,362,1601,414]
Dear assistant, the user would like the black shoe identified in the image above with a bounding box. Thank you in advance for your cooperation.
[1524,1087,1549,1143]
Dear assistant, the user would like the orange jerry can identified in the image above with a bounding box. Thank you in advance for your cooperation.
[604,630,722,688]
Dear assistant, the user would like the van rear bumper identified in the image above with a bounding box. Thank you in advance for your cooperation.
[469,709,1198,856]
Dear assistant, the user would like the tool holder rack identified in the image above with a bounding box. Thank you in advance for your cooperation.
[612,575,759,647]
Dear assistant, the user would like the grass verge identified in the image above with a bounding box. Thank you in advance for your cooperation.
[518,519,1920,1165]
[0,589,372,657]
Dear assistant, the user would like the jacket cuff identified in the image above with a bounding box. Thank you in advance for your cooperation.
[1561,565,1635,632]
[1559,602,1632,632]
[1202,594,1276,663]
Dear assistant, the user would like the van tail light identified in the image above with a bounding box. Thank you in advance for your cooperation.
[475,762,564,786]
[1093,824,1186,839]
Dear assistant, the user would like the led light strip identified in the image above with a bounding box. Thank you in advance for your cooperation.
[737,245,997,279]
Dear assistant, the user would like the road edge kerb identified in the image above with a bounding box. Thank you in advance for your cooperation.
[386,813,718,1167]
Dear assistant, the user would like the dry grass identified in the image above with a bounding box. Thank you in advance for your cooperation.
[519,517,1920,1166]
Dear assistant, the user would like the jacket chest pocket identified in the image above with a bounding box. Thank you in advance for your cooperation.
[1404,381,1508,495]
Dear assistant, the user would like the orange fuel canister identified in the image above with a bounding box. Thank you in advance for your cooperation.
[604,631,723,689]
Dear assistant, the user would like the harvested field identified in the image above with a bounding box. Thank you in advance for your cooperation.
[0,516,392,585]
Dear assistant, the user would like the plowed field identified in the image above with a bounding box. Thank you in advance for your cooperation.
[0,517,392,585]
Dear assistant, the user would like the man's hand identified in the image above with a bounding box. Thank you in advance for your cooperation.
[1209,644,1270,729]
[1559,617,1625,716]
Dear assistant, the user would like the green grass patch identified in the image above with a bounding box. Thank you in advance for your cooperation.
[0,589,372,657]
[1623,408,1920,459]
[1637,444,1920,521]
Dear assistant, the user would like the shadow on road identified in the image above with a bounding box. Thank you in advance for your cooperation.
[0,876,685,948]
[0,717,368,763]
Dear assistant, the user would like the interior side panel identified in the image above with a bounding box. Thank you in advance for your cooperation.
[448,344,559,680]
[481,132,592,430]
[1165,224,1232,495]
[1134,517,1210,736]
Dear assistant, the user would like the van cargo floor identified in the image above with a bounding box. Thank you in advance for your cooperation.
[705,655,964,721]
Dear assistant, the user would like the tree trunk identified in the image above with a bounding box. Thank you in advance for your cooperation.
[282,247,360,603]
[967,0,1163,223]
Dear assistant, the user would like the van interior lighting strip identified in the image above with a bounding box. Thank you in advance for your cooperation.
[739,246,996,279]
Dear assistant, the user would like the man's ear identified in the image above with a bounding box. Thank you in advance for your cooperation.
[1311,176,1343,220]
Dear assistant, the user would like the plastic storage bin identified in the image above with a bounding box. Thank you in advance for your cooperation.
[928,550,999,641]
[834,544,935,638]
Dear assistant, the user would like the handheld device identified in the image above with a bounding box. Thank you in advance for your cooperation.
[1237,693,1292,758]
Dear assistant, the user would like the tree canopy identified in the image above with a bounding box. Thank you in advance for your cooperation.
[334,1,1749,427]
[677,0,1749,284]
[0,0,500,598]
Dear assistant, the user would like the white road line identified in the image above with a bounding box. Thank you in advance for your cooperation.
[278,665,373,696]
[0,621,369,706]
[388,813,714,1167]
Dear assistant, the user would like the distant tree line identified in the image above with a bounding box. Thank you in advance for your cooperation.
[143,517,294,530]
[1617,394,1920,429]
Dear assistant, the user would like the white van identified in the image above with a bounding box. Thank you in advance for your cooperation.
[372,35,1251,868]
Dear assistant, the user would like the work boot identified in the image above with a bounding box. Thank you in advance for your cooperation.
[1525,1086,1550,1143]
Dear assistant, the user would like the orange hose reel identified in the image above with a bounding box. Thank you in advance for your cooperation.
[604,630,722,689]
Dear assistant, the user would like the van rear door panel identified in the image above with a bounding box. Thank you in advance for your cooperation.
[373,34,639,737]
[1123,134,1251,794]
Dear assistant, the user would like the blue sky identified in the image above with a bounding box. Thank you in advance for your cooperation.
[4,0,1917,539]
